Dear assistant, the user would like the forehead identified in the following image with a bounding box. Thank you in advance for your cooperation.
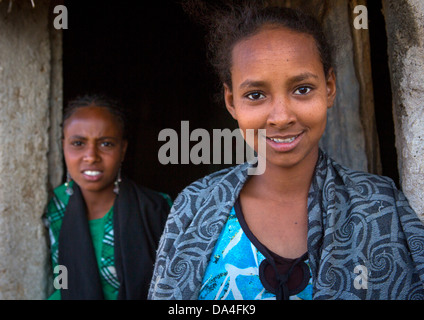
[63,106,122,136]
[231,26,323,78]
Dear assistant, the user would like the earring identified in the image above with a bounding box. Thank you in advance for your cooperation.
[113,167,122,195]
[65,171,74,196]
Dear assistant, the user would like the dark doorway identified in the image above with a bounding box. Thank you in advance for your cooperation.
[63,0,234,199]
[368,0,400,187]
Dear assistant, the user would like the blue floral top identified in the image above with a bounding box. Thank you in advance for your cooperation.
[198,206,313,300]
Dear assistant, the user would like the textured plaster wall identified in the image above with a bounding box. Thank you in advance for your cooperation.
[0,0,52,299]
[383,0,424,220]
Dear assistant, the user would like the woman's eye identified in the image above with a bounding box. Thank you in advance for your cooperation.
[71,141,83,147]
[100,141,114,148]
[246,92,265,101]
[294,86,312,95]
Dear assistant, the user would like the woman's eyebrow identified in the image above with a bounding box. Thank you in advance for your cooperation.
[288,72,319,84]
[67,135,119,140]
[68,135,86,140]
[239,80,268,90]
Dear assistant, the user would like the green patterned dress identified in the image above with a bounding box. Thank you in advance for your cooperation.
[44,181,172,300]
[44,182,119,299]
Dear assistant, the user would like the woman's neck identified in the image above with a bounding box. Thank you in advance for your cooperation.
[244,149,319,203]
[81,186,116,220]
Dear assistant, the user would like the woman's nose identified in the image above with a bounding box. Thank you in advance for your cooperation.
[83,144,100,163]
[267,97,296,128]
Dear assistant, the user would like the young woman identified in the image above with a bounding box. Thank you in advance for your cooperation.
[148,4,424,300]
[44,94,171,300]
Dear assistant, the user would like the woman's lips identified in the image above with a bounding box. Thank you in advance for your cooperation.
[265,132,304,152]
[81,170,103,181]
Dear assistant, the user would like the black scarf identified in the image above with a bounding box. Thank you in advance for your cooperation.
[58,177,169,300]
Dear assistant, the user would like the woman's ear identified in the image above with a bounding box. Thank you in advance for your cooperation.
[326,68,337,109]
[224,83,237,120]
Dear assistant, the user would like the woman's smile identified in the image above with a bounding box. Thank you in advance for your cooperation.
[265,131,305,153]
[81,169,104,181]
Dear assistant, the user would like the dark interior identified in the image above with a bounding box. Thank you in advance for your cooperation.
[63,0,235,199]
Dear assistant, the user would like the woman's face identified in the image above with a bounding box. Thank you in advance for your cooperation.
[225,26,336,170]
[62,105,128,195]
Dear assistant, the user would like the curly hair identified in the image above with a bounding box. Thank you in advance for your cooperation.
[182,0,333,90]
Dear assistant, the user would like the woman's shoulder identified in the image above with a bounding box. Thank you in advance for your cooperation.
[155,163,251,254]
[322,150,408,204]
[170,163,250,215]
[53,182,69,198]
[44,182,70,227]
[334,161,398,194]
[47,182,69,207]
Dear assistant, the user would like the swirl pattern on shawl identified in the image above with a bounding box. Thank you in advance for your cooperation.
[149,150,424,300]
[150,165,249,299]
[310,154,424,300]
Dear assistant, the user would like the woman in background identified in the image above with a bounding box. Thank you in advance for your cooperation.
[44,94,171,300]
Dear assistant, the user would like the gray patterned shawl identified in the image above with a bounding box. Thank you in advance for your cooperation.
[149,149,424,300]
